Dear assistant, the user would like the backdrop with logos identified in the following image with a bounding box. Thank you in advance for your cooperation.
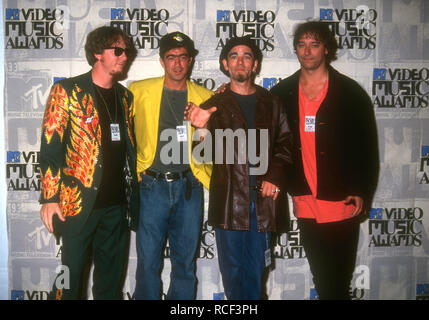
[3,0,429,300]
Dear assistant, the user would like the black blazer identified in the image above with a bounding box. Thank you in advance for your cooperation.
[271,66,379,207]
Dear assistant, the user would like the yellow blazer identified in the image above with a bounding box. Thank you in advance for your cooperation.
[129,76,214,189]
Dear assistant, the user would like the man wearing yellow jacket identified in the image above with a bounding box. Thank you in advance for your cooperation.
[129,32,213,300]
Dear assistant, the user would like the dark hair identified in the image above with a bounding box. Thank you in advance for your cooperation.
[84,26,137,66]
[219,36,263,77]
[293,20,338,64]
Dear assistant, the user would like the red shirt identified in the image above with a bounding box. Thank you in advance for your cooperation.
[293,80,355,223]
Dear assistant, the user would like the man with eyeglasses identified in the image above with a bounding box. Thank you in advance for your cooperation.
[129,31,213,300]
[39,26,139,299]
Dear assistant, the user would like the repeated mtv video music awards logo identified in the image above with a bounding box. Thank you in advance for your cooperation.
[7,75,65,112]
[11,289,50,300]
[262,78,282,90]
[6,151,40,191]
[9,218,60,257]
[216,9,275,52]
[163,221,215,260]
[416,284,429,300]
[373,67,429,108]
[4,7,69,49]
[191,77,217,91]
[110,8,169,49]
[368,207,423,247]
[273,220,305,259]
[10,265,69,300]
[419,146,429,184]
[320,6,377,50]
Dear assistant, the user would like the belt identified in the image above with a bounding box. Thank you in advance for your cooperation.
[145,169,190,182]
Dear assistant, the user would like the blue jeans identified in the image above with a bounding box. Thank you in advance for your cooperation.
[215,202,271,300]
[134,171,203,300]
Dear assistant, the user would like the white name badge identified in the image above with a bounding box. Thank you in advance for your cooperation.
[176,125,187,142]
[305,116,316,132]
[110,123,121,141]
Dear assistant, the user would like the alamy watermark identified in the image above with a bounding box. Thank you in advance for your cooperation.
[160,125,269,175]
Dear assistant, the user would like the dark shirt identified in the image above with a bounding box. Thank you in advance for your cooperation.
[93,84,126,209]
[233,92,257,202]
[150,87,191,173]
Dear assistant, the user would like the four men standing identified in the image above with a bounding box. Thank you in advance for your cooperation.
[39,22,378,300]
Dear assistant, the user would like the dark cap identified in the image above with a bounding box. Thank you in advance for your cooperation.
[159,31,198,58]
[219,36,263,76]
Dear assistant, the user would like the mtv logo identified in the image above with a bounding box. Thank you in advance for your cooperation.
[373,68,387,80]
[422,146,429,158]
[7,151,20,163]
[53,77,66,84]
[263,78,278,90]
[213,292,225,300]
[6,8,19,20]
[11,290,25,300]
[369,208,383,219]
[111,8,125,20]
[416,284,429,295]
[320,9,333,21]
[217,10,230,22]
[310,288,319,300]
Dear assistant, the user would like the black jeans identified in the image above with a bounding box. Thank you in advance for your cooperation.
[53,205,129,300]
[298,216,360,300]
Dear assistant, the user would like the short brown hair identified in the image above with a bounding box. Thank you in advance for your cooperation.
[293,21,338,64]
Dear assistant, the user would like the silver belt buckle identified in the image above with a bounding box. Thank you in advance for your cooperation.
[165,172,174,182]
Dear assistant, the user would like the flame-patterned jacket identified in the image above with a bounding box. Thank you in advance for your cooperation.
[39,71,139,233]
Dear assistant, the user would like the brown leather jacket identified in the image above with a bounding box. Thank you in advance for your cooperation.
[200,85,293,232]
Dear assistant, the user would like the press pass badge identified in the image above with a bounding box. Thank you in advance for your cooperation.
[305,115,316,132]
[110,123,121,141]
[176,125,188,142]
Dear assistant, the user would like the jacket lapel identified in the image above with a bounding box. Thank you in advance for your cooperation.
[72,71,101,145]
[254,86,272,128]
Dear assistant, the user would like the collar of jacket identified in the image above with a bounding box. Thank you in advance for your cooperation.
[71,70,129,143]
[73,70,124,98]
[220,83,273,127]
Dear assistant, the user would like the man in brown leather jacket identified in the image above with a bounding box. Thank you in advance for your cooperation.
[186,36,293,300]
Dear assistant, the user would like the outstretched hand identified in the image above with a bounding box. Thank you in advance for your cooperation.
[184,102,217,128]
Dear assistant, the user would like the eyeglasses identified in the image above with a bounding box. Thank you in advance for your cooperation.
[106,47,133,57]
